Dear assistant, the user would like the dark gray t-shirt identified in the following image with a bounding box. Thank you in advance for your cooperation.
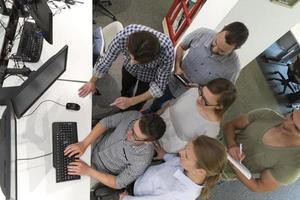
[169,28,240,97]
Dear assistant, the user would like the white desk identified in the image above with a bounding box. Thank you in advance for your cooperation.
[15,80,91,200]
[7,0,92,82]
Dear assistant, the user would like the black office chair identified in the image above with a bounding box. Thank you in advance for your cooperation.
[268,56,300,95]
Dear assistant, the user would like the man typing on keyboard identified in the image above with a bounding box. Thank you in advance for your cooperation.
[64,111,166,192]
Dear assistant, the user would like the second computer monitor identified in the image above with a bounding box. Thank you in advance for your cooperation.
[11,45,68,118]
[28,0,53,44]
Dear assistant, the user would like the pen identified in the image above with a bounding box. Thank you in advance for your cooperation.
[239,143,243,163]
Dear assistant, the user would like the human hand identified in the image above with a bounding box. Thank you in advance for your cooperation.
[119,191,128,200]
[64,142,87,158]
[78,81,96,97]
[110,97,133,110]
[153,141,166,160]
[68,160,91,176]
[228,145,246,162]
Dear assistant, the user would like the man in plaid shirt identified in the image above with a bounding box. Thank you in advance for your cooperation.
[79,24,174,110]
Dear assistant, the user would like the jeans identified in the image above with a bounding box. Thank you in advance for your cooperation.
[149,84,174,112]
[121,67,150,111]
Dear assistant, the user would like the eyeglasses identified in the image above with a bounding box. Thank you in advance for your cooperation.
[198,86,219,107]
[128,120,149,142]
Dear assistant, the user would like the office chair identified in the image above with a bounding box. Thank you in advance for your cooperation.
[268,56,300,95]
[93,21,123,65]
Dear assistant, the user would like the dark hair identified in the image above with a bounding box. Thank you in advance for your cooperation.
[193,136,227,200]
[221,22,249,49]
[206,78,237,118]
[127,31,161,64]
[139,113,166,141]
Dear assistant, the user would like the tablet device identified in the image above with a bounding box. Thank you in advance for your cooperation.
[174,74,191,86]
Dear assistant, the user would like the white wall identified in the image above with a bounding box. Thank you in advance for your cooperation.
[177,0,239,44]
[217,0,300,68]
[182,0,300,68]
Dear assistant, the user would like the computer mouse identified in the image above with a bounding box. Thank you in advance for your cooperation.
[66,103,80,111]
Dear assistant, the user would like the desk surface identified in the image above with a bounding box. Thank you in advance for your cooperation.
[7,1,92,82]
[16,80,91,200]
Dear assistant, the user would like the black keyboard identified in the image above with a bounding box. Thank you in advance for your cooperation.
[16,21,44,63]
[52,122,80,183]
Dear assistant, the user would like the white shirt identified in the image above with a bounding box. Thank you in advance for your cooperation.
[123,154,203,200]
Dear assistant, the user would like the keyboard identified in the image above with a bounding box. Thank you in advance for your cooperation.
[52,122,80,183]
[16,21,44,63]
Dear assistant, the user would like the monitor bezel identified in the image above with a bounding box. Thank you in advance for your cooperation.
[11,45,68,118]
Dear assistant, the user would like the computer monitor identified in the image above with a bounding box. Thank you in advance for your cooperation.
[27,0,53,44]
[11,45,68,118]
[0,105,17,200]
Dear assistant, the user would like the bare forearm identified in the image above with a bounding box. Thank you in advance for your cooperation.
[88,168,117,188]
[223,124,237,148]
[90,76,98,84]
[82,123,107,148]
[131,91,153,106]
[175,44,185,70]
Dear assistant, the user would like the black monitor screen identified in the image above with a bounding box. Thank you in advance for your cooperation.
[28,0,53,44]
[0,106,17,200]
[11,45,68,118]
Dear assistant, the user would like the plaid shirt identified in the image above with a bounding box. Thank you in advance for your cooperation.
[93,24,174,98]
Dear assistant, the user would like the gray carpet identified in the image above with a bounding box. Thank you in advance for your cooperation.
[93,1,300,199]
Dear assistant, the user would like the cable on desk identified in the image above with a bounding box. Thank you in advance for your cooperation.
[18,152,53,161]
[22,100,66,118]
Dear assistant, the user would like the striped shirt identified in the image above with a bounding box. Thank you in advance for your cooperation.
[93,24,174,98]
[91,111,154,189]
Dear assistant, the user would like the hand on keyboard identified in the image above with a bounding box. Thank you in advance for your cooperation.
[68,159,91,176]
[64,141,87,158]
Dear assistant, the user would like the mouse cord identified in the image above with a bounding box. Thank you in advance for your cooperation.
[18,152,53,161]
[21,100,65,118]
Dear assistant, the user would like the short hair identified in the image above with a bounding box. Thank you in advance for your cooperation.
[139,113,166,141]
[206,78,237,117]
[127,31,161,64]
[221,22,249,49]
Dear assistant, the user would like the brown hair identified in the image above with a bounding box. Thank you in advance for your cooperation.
[193,136,227,200]
[139,113,166,141]
[221,22,249,49]
[206,78,236,118]
[127,31,161,64]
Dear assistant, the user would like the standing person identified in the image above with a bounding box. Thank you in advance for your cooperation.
[159,78,236,153]
[120,135,227,200]
[222,108,300,192]
[146,22,248,113]
[79,24,174,111]
[64,111,166,190]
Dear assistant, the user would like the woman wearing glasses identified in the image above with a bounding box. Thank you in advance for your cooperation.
[159,78,236,153]
[120,135,227,200]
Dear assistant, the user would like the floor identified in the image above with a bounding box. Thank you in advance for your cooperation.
[93,1,300,199]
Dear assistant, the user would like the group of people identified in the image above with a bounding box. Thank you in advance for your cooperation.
[63,21,300,200]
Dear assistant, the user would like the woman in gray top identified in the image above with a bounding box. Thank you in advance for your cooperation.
[159,78,236,153]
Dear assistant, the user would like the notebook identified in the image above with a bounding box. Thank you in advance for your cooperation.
[227,153,252,180]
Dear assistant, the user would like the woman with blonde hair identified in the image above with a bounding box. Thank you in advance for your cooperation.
[120,135,227,200]
[160,78,236,153]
